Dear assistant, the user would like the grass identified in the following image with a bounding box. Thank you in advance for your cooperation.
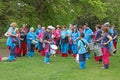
[0,38,120,80]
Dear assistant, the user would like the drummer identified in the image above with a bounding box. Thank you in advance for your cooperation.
[83,23,94,59]
[43,26,54,64]
[101,27,112,69]
[60,25,69,57]
[35,23,42,51]
[77,33,88,69]
[38,27,46,56]
[94,24,102,63]
[71,25,80,58]
[27,27,36,57]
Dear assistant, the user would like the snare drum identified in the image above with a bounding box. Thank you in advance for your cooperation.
[32,40,38,44]
[50,44,58,54]
[94,45,103,56]
[88,42,94,50]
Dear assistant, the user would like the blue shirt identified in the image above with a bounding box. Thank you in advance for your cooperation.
[78,38,88,54]
[35,28,42,36]
[61,30,68,39]
[27,32,36,44]
[95,29,102,40]
[71,31,80,41]
[84,27,93,43]
[6,27,16,48]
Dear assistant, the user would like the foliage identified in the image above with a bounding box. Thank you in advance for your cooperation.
[0,0,120,34]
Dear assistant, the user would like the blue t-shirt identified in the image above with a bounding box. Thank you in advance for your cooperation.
[35,28,42,36]
[27,32,36,44]
[61,30,68,39]
[84,27,93,43]
[78,38,88,54]
[95,29,102,40]
[71,31,80,41]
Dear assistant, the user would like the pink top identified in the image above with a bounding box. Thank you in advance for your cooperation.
[54,29,61,41]
[38,32,44,39]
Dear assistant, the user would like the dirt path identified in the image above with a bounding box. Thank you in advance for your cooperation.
[0,49,9,57]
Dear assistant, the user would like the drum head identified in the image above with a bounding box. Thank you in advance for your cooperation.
[32,40,38,44]
[50,45,58,50]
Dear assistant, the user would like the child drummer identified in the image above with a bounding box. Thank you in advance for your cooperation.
[77,33,88,69]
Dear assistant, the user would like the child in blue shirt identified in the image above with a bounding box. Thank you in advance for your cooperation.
[78,33,88,69]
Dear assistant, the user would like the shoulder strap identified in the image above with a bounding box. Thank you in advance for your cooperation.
[81,39,86,46]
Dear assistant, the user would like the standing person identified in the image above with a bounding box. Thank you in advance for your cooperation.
[104,22,116,54]
[7,22,17,62]
[54,25,61,53]
[94,24,102,63]
[43,26,54,64]
[60,25,69,57]
[77,33,88,69]
[112,25,118,54]
[38,27,46,56]
[78,25,84,34]
[101,27,112,69]
[83,23,94,59]
[67,24,73,54]
[27,27,36,57]
[19,27,27,56]
[14,28,21,57]
[71,25,80,58]
[35,24,42,51]
[22,23,29,33]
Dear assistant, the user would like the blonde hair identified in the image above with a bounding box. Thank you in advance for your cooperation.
[10,22,17,27]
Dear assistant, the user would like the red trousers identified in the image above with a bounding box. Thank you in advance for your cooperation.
[102,48,110,65]
[15,46,20,57]
[20,42,27,56]
[113,42,117,49]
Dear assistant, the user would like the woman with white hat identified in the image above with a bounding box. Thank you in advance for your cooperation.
[43,25,53,64]
[27,27,36,57]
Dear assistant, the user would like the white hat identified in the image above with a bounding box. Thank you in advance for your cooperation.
[104,22,110,26]
[47,25,54,30]
[30,27,34,32]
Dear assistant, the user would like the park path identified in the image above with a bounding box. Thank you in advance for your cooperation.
[0,48,9,57]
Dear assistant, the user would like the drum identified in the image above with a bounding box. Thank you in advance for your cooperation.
[50,44,58,50]
[50,44,58,54]
[32,40,38,44]
[88,42,94,50]
[110,45,116,53]
[94,45,103,56]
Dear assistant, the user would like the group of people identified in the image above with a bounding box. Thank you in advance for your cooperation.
[5,22,118,69]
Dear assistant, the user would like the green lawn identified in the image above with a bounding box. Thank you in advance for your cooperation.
[0,38,120,80]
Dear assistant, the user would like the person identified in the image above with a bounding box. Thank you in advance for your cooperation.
[22,23,29,33]
[112,25,118,54]
[67,24,73,54]
[19,27,27,56]
[43,26,54,64]
[104,22,116,54]
[7,22,17,62]
[71,25,80,58]
[14,28,21,57]
[35,24,42,51]
[38,27,46,56]
[94,24,102,63]
[54,25,61,54]
[83,23,94,59]
[78,25,84,34]
[77,33,88,69]
[101,27,112,69]
[27,27,36,57]
[60,25,69,57]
